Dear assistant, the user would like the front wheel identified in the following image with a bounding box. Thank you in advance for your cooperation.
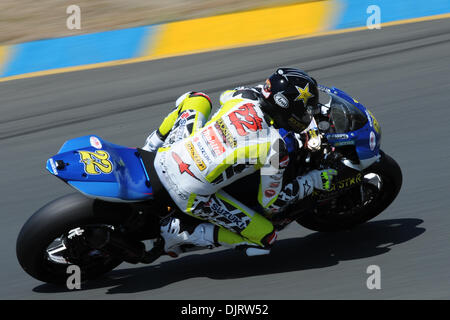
[296,151,402,232]
[16,193,124,284]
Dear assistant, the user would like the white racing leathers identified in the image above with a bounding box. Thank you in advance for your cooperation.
[150,89,322,253]
[153,92,286,249]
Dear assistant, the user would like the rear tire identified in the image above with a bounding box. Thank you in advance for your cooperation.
[16,193,123,284]
[296,151,402,232]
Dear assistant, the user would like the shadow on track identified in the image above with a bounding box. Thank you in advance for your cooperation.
[33,218,425,294]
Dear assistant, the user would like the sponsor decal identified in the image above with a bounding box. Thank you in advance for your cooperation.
[78,150,113,175]
[169,113,192,144]
[369,131,376,151]
[180,110,190,119]
[312,173,362,195]
[202,126,225,156]
[269,182,280,188]
[185,141,207,171]
[279,155,289,168]
[335,173,362,190]
[274,92,289,108]
[308,129,318,139]
[215,118,237,148]
[334,140,355,146]
[327,133,349,140]
[264,189,276,198]
[294,83,314,106]
[210,202,246,230]
[210,203,228,215]
[193,137,212,163]
[367,109,381,134]
[228,103,264,136]
[171,152,201,181]
[89,136,102,149]
[48,158,58,175]
[200,133,216,157]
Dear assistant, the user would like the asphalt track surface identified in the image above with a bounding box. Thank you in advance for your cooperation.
[1,18,450,300]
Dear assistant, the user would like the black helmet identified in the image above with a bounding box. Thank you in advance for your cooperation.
[260,67,319,133]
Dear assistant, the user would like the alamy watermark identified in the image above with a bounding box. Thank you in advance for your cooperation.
[367,5,381,30]
[216,129,283,176]
[66,265,81,290]
[366,265,381,290]
[66,5,81,30]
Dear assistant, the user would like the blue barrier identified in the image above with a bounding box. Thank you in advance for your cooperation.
[334,0,450,29]
[1,1,450,80]
[2,26,155,77]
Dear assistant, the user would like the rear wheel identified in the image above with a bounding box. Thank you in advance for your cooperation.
[16,194,124,284]
[296,151,402,232]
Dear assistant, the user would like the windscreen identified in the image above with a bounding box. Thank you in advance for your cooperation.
[327,94,368,133]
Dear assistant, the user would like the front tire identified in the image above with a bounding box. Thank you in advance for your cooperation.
[296,151,402,232]
[16,193,123,284]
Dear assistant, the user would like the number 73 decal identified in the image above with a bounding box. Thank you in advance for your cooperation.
[78,150,113,175]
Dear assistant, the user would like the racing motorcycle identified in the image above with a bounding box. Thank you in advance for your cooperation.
[16,86,402,284]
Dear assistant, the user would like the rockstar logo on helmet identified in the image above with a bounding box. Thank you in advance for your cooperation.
[294,83,314,106]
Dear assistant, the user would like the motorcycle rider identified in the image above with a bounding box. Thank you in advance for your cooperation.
[143,67,337,257]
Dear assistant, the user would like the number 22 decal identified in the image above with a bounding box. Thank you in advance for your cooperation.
[78,150,113,175]
[228,103,263,136]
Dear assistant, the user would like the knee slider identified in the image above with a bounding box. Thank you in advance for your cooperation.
[261,230,278,248]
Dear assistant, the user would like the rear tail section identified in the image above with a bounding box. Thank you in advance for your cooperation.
[46,135,154,201]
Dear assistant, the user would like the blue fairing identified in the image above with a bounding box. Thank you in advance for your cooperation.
[278,128,298,154]
[279,85,381,165]
[320,86,381,163]
[46,135,153,201]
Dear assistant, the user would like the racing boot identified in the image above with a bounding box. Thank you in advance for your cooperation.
[160,217,216,257]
